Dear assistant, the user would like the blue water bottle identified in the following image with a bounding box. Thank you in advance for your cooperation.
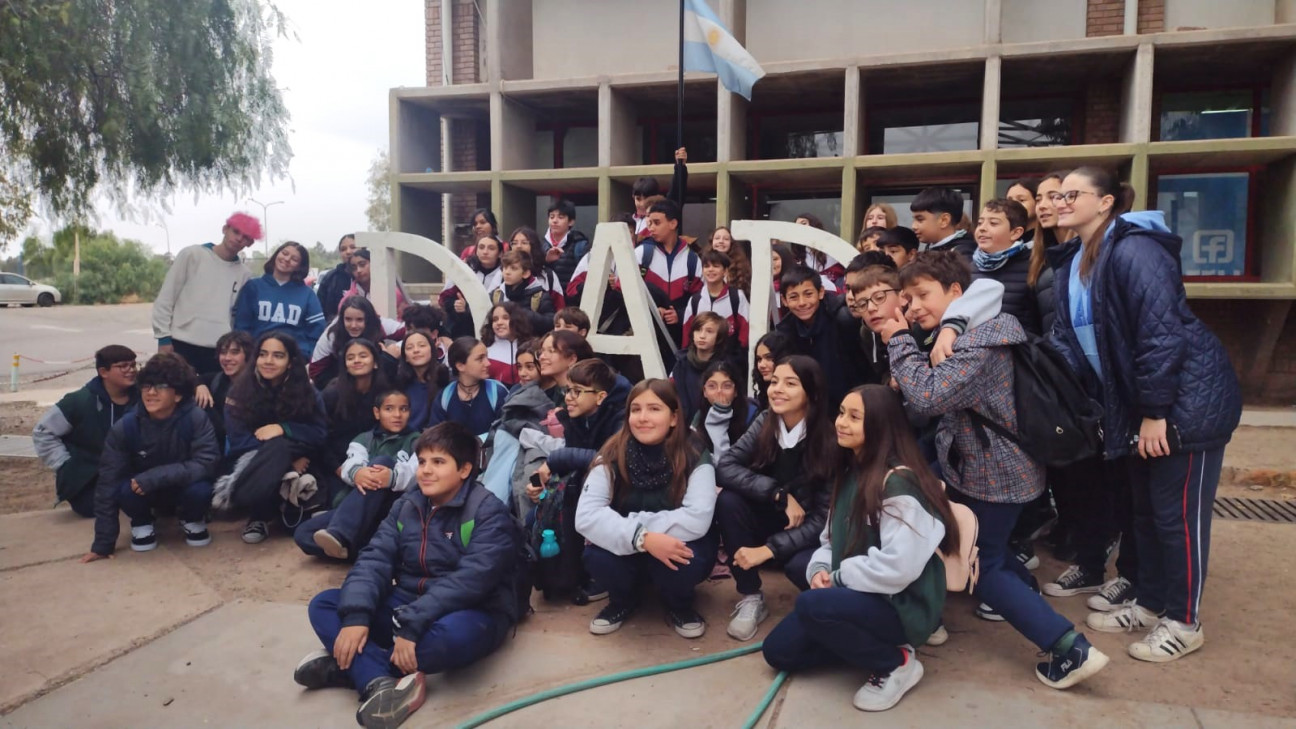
[539,529,560,559]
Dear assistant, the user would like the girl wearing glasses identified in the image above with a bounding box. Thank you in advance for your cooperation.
[714,355,838,641]
[689,358,754,461]
[1050,166,1241,663]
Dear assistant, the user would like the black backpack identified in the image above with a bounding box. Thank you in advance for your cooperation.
[457,482,536,621]
[968,337,1104,468]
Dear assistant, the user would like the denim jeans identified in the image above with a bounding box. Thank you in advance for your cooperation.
[763,587,908,675]
[117,479,213,526]
[951,490,1074,652]
[293,488,399,559]
[308,588,510,693]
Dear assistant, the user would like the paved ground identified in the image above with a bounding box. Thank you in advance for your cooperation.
[1,303,154,389]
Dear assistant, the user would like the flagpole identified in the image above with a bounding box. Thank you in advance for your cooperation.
[677,0,685,152]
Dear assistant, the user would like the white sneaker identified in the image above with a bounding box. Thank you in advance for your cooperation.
[1128,618,1204,663]
[725,593,769,641]
[181,521,211,547]
[853,648,923,712]
[130,524,158,552]
[1087,576,1134,612]
[926,624,949,646]
[1086,602,1160,633]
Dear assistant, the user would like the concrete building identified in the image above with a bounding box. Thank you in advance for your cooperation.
[393,0,1296,401]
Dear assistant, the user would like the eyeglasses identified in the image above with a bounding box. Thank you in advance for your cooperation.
[140,384,174,393]
[1053,190,1100,205]
[564,386,602,400]
[848,289,897,311]
[704,381,736,393]
[110,362,138,372]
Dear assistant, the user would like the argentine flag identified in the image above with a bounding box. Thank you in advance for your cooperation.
[682,0,765,100]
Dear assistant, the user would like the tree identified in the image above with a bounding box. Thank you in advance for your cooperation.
[365,149,392,232]
[0,1,293,250]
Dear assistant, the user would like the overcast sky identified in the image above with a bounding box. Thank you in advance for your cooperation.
[41,1,427,257]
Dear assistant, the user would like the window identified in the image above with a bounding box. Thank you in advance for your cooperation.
[642,119,717,164]
[998,99,1074,148]
[534,195,598,237]
[868,103,980,155]
[1155,172,1251,278]
[867,188,976,229]
[532,125,599,169]
[753,113,844,160]
[1159,91,1267,142]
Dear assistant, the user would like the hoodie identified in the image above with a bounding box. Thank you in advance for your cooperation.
[234,274,327,355]
[33,377,140,505]
[1048,211,1241,458]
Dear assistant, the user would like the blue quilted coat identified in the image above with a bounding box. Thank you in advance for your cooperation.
[1048,212,1241,459]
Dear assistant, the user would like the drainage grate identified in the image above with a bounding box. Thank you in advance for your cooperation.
[1214,497,1296,524]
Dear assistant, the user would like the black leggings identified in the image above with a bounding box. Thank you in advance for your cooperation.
[231,437,313,522]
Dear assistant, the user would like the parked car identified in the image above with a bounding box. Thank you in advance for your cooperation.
[0,273,62,307]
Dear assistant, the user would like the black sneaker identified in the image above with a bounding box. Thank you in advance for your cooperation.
[1014,541,1040,570]
[242,519,269,544]
[666,607,706,639]
[1087,576,1135,612]
[293,649,351,690]
[1035,634,1109,689]
[589,603,634,635]
[356,673,427,729]
[1042,565,1104,597]
[182,521,212,547]
[572,580,609,606]
[130,524,158,552]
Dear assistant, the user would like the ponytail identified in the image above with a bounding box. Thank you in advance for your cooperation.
[1072,166,1136,283]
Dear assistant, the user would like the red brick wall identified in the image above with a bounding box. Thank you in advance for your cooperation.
[1190,300,1296,404]
[1082,81,1121,144]
[424,0,480,86]
[1086,0,1125,37]
[1137,0,1165,33]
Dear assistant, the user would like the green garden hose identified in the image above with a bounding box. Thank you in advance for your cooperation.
[455,641,789,729]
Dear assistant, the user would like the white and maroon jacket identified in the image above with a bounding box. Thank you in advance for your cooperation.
[681,285,751,350]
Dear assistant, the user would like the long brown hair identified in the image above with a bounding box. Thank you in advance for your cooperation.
[1027,170,1069,288]
[833,385,960,555]
[1070,166,1135,283]
[749,355,837,484]
[594,379,697,510]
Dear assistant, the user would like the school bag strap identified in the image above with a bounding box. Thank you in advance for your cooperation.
[457,481,490,548]
[885,466,979,594]
[439,381,502,414]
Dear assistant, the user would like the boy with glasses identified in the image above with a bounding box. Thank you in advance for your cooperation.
[82,354,219,560]
[33,345,141,518]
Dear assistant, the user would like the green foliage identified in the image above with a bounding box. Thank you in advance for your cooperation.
[0,0,293,249]
[26,226,169,304]
[365,149,392,232]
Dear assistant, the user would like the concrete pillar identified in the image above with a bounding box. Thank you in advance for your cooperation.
[1128,153,1149,211]
[599,83,638,168]
[981,56,1002,151]
[1119,44,1154,144]
[984,0,1002,43]
[492,178,537,241]
[717,0,749,163]
[840,165,861,240]
[486,0,532,82]
[1270,48,1296,137]
[979,158,998,210]
[843,66,865,158]
[491,91,535,171]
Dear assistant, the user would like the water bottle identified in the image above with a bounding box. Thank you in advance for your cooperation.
[539,529,560,559]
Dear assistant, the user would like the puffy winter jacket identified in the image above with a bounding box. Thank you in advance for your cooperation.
[92,403,220,554]
[714,410,831,561]
[1048,213,1241,459]
[776,292,873,406]
[548,374,631,477]
[32,377,139,505]
[338,482,522,640]
[490,278,556,335]
[1034,262,1058,336]
[550,229,591,289]
[973,246,1041,336]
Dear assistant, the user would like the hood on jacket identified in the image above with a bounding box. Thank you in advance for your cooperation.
[87,376,139,408]
[954,312,1028,350]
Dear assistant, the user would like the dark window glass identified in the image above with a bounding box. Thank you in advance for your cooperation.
[754,113,844,160]
[868,188,975,229]
[998,99,1073,148]
[1159,91,1257,141]
[1155,172,1250,277]
[868,103,980,155]
[643,120,717,164]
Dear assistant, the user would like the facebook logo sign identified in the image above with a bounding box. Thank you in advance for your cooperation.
[1189,230,1239,274]
[1158,173,1249,278]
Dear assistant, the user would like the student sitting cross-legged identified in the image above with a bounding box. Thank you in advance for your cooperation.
[714,355,836,641]
[296,423,523,729]
[876,250,1108,690]
[294,389,419,561]
[575,379,719,639]
[762,385,960,712]
[82,354,220,561]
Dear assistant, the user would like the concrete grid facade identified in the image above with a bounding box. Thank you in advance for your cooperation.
[394,0,1296,401]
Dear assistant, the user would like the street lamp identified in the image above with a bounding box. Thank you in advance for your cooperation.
[153,220,171,256]
[245,197,285,255]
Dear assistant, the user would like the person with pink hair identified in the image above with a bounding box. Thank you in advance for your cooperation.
[152,212,261,375]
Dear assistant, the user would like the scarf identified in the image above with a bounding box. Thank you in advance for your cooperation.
[972,241,1028,272]
[704,403,735,455]
[616,439,673,515]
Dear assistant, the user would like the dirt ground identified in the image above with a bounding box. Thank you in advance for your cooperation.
[3,397,1296,718]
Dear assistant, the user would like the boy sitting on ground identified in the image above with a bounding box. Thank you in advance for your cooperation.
[82,353,219,560]
[296,422,523,729]
[295,389,420,561]
[33,344,141,518]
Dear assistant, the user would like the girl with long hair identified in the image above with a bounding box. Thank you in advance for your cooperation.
[395,329,449,430]
[508,226,565,309]
[233,241,327,355]
[1051,166,1241,663]
[714,355,837,640]
[690,359,754,460]
[480,302,533,386]
[863,202,898,231]
[750,331,793,410]
[705,226,752,294]
[575,379,719,638]
[427,336,509,437]
[441,236,505,338]
[309,295,401,389]
[762,385,960,712]
[536,329,596,406]
[220,331,327,544]
[1005,177,1040,245]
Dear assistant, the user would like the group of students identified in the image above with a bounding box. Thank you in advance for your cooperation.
[31,162,1243,727]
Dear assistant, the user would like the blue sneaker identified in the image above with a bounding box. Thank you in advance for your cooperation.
[1036,634,1109,689]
